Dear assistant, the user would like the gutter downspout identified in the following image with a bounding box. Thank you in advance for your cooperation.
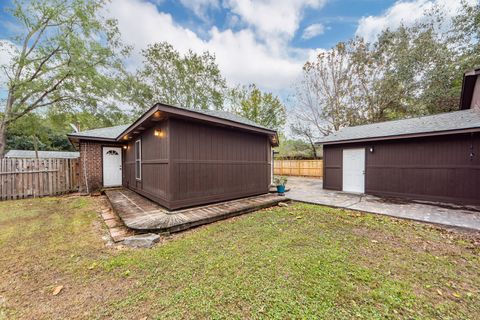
[82,142,89,194]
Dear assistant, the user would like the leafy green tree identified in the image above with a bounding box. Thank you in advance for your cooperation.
[452,2,480,72]
[0,0,130,156]
[274,134,318,159]
[290,120,319,158]
[293,41,362,136]
[5,113,74,152]
[293,0,480,139]
[47,107,132,134]
[135,42,227,113]
[228,84,286,131]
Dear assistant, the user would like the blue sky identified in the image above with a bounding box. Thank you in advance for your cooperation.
[0,0,469,101]
[155,0,397,50]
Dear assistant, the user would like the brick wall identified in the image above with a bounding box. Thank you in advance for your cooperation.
[78,140,123,192]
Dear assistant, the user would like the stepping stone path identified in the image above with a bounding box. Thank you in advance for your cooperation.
[100,206,131,242]
[123,233,160,248]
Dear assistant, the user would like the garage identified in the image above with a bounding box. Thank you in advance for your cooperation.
[316,69,480,205]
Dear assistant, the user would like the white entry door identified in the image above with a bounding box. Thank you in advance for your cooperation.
[342,148,365,193]
[103,147,122,187]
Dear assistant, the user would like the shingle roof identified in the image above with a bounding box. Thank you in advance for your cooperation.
[5,150,80,159]
[68,124,131,140]
[68,107,272,142]
[316,109,480,144]
[193,109,272,131]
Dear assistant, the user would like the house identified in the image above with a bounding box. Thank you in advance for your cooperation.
[5,150,80,159]
[68,103,278,210]
[316,69,480,205]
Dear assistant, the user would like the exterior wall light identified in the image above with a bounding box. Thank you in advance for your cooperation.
[123,145,127,150]
[369,146,374,153]
[154,129,164,137]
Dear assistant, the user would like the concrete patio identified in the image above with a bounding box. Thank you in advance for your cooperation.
[287,177,480,231]
[105,188,288,233]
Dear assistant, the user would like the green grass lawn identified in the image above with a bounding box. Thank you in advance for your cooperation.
[0,196,479,319]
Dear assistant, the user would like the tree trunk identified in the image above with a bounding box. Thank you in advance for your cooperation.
[0,91,15,158]
[310,142,317,159]
[0,121,7,158]
[307,136,317,159]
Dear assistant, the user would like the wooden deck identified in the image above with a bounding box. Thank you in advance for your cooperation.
[104,188,289,233]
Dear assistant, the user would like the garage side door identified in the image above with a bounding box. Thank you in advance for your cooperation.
[342,148,365,193]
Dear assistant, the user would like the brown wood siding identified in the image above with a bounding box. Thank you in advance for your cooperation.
[122,117,271,210]
[323,132,480,204]
[123,120,170,207]
[168,118,270,209]
[323,145,343,190]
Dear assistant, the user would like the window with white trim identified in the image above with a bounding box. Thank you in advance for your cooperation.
[135,139,142,180]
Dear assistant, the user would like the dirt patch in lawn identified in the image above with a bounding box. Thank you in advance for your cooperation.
[1,198,479,319]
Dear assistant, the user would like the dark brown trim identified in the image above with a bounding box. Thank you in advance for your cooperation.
[171,159,269,164]
[368,190,480,206]
[460,68,480,110]
[367,164,480,169]
[317,127,480,146]
[141,159,169,164]
[156,103,276,134]
[168,190,269,210]
[116,103,277,142]
[117,104,160,140]
[128,185,170,209]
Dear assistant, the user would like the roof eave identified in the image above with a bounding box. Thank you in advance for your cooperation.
[67,135,118,142]
[315,127,480,145]
[116,103,277,141]
[460,68,480,110]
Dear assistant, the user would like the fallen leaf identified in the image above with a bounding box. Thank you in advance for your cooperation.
[453,293,461,298]
[371,240,378,243]
[52,285,64,296]
[436,289,443,296]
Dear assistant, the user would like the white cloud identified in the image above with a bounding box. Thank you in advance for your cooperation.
[178,0,220,22]
[302,23,325,39]
[356,0,477,42]
[107,0,319,91]
[225,0,326,43]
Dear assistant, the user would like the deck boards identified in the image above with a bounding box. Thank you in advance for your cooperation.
[105,188,289,233]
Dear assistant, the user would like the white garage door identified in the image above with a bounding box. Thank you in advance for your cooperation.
[342,148,365,193]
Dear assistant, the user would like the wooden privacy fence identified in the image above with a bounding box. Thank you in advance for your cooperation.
[0,158,79,200]
[274,160,323,178]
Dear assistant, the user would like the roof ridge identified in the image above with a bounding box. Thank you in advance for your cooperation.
[317,108,480,144]
[76,123,131,134]
[336,109,474,132]
[157,104,271,130]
